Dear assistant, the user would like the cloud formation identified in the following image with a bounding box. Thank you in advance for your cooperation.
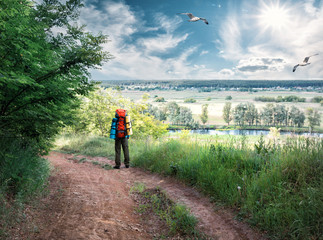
[77,0,323,80]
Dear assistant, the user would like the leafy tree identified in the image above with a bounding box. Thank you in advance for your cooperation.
[166,101,180,125]
[261,103,274,126]
[0,0,111,152]
[222,102,232,125]
[147,104,167,122]
[245,103,257,126]
[288,106,305,127]
[178,106,195,126]
[273,104,288,126]
[233,103,247,126]
[311,96,323,103]
[72,87,168,138]
[306,108,321,132]
[200,104,208,125]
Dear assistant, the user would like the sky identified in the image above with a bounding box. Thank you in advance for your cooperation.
[76,0,323,81]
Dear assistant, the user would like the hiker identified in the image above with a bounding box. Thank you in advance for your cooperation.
[110,109,132,169]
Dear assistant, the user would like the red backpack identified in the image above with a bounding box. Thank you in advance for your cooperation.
[115,109,127,138]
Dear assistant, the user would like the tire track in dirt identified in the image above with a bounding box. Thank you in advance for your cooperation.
[36,152,267,240]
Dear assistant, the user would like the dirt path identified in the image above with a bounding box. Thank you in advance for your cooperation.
[30,152,266,240]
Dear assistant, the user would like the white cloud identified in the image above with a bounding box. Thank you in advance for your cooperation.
[78,1,222,80]
[218,15,243,60]
[217,0,323,79]
[200,50,209,56]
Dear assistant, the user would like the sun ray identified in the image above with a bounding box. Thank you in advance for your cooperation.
[257,0,291,32]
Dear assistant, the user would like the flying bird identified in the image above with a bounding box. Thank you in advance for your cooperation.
[293,54,319,72]
[177,13,209,25]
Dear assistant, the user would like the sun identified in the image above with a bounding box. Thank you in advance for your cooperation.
[258,1,291,31]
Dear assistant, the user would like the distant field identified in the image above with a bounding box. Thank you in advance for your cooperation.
[121,89,323,126]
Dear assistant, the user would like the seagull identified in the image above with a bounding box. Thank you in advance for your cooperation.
[293,53,319,72]
[177,13,209,25]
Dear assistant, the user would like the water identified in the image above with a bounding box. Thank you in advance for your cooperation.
[169,129,323,137]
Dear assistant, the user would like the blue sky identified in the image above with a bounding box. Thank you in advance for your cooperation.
[77,0,323,80]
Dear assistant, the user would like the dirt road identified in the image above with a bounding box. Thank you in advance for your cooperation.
[29,151,266,240]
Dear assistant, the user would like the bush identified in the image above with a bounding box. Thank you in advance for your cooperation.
[184,98,196,103]
[154,97,166,102]
[0,139,50,200]
[0,138,50,238]
[225,96,232,100]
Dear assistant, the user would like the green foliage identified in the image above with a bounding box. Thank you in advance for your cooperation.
[55,133,115,157]
[101,79,323,90]
[166,101,198,127]
[0,0,111,152]
[68,87,168,139]
[131,136,323,240]
[184,98,196,103]
[255,95,306,103]
[306,108,321,132]
[311,96,323,103]
[200,104,208,125]
[0,137,50,238]
[132,187,200,238]
[225,95,232,100]
[0,139,50,199]
[222,102,233,125]
[154,96,166,102]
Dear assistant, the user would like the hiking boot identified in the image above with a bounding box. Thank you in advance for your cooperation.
[125,165,130,168]
[113,166,120,169]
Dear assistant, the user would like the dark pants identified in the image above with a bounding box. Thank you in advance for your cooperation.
[115,137,130,167]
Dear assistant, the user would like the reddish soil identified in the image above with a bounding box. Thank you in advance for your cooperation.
[26,152,267,240]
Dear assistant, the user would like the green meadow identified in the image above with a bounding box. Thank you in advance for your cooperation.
[55,132,323,240]
[121,89,323,128]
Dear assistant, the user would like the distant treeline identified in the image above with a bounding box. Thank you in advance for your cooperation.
[98,80,323,89]
[255,95,306,103]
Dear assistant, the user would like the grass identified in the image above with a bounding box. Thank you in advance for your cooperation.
[54,133,116,158]
[131,183,207,239]
[55,133,323,240]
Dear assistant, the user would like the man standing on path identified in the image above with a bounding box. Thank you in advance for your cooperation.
[114,135,130,169]
[112,109,131,169]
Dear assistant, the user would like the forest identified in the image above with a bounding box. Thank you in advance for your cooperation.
[100,79,323,90]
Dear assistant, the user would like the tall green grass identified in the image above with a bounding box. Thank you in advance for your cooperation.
[55,133,322,240]
[131,136,322,240]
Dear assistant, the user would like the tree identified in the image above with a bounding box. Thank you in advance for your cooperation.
[0,0,111,152]
[233,103,247,126]
[261,103,274,126]
[245,103,257,126]
[73,87,168,138]
[179,106,195,126]
[222,102,232,125]
[289,106,305,128]
[273,104,288,126]
[166,101,180,125]
[200,104,208,126]
[306,108,321,132]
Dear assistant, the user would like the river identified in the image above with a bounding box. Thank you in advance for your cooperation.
[169,129,323,137]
